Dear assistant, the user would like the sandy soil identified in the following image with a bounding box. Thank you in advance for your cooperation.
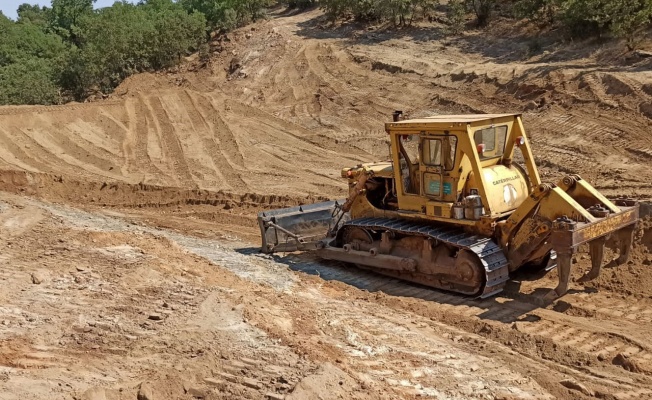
[0,7,652,400]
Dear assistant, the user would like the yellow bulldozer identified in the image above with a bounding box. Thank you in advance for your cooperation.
[258,113,639,301]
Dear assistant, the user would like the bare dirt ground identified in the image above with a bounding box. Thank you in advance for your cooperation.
[1,7,652,400]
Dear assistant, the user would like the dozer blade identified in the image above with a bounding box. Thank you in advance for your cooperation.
[258,200,346,253]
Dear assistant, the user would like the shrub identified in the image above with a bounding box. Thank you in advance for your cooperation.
[446,0,466,34]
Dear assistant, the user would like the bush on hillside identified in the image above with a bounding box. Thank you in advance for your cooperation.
[0,59,61,105]
[513,0,560,25]
[59,1,206,98]
[179,0,270,31]
[0,12,69,104]
[320,0,437,25]
[0,0,278,105]
[446,0,466,34]
[283,0,317,10]
[465,0,494,26]
[515,0,652,46]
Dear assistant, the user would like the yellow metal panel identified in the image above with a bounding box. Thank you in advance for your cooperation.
[426,201,454,218]
[386,113,519,126]
[511,116,541,187]
[466,165,529,216]
[557,176,621,213]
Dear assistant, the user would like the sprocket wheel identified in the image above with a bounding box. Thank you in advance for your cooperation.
[341,226,373,251]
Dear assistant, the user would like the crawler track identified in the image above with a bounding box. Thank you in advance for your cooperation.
[342,217,511,297]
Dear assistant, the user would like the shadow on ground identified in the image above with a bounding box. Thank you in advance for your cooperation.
[235,246,596,324]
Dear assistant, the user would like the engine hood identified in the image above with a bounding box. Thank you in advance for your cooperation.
[342,161,394,179]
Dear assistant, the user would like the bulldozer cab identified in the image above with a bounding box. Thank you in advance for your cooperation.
[387,114,539,221]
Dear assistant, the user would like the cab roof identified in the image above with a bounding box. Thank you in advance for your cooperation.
[386,113,519,128]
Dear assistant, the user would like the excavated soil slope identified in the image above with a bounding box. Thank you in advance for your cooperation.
[0,7,652,400]
[2,10,651,199]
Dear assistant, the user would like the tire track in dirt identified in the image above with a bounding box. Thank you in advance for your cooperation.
[134,94,176,185]
[0,101,124,116]
[300,300,554,399]
[578,73,619,108]
[182,240,652,399]
[70,114,125,159]
[159,91,220,187]
[122,96,141,178]
[19,119,124,181]
[124,95,171,183]
[225,99,363,165]
[302,44,396,139]
[0,198,324,400]
[45,118,122,174]
[182,91,239,190]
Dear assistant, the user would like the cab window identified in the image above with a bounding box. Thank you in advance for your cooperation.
[422,136,457,170]
[398,134,420,195]
[400,134,420,164]
[474,125,507,160]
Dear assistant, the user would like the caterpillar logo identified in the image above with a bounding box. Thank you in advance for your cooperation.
[493,175,519,186]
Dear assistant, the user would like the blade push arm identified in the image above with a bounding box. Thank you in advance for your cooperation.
[502,175,639,301]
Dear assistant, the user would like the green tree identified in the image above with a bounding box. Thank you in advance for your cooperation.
[384,0,411,26]
[605,0,652,48]
[447,0,466,34]
[283,0,316,10]
[180,0,236,30]
[0,59,60,105]
[60,0,206,98]
[179,0,268,31]
[17,4,50,27]
[0,13,69,105]
[320,0,439,24]
[146,1,207,68]
[560,0,608,37]
[320,0,349,22]
[49,0,95,44]
[513,0,560,25]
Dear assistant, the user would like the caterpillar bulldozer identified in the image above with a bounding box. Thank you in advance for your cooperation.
[258,113,639,301]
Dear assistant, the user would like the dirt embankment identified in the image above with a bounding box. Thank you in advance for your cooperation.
[1,10,651,201]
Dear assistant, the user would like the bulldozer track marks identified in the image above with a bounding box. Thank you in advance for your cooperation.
[0,87,375,197]
[280,251,652,380]
[0,101,123,116]
[0,127,47,173]
[146,95,196,187]
[190,94,248,191]
[124,96,166,181]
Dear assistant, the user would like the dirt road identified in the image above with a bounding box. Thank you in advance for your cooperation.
[0,7,651,400]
